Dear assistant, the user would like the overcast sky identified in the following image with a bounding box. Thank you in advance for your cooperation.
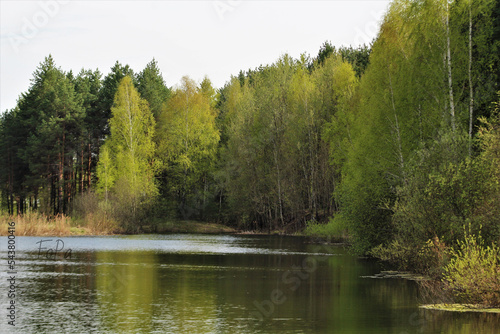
[0,0,391,113]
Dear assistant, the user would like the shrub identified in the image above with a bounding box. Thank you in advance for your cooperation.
[443,226,500,307]
[303,216,348,242]
[370,237,448,278]
[71,191,118,234]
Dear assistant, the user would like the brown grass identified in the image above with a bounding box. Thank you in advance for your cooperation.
[1,213,72,236]
[78,212,119,235]
[1,212,117,236]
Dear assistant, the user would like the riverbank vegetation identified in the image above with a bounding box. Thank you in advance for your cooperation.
[1,0,499,307]
[0,212,236,236]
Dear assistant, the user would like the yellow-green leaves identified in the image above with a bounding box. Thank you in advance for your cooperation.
[159,76,219,170]
[96,76,157,227]
[157,76,220,211]
[108,76,155,162]
[95,144,115,202]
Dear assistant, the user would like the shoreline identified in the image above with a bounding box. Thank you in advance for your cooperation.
[420,304,500,314]
[1,215,313,237]
[0,218,239,237]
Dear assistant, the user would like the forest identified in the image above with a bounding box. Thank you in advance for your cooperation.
[1,0,500,274]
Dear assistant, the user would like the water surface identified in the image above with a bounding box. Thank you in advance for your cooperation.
[1,234,498,333]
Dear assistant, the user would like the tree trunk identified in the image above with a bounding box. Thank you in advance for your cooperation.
[80,145,84,193]
[87,142,92,189]
[58,138,63,214]
[62,124,66,213]
[446,0,456,132]
[468,0,474,156]
[388,69,406,183]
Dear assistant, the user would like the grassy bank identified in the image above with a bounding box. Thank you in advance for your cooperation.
[302,217,349,243]
[1,213,114,236]
[1,213,238,236]
[146,220,237,234]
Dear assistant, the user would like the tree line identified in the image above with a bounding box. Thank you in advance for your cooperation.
[1,0,499,251]
[333,0,500,255]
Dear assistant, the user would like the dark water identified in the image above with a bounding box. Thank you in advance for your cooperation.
[1,234,498,333]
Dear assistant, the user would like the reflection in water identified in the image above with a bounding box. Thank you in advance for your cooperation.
[0,234,498,333]
[96,251,158,333]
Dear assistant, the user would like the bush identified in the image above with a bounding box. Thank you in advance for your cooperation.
[303,216,348,242]
[370,237,448,278]
[71,191,118,234]
[392,129,500,248]
[443,226,500,307]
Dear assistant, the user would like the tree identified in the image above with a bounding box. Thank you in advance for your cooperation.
[95,144,115,205]
[340,0,500,254]
[220,53,355,231]
[0,107,29,214]
[97,61,134,139]
[73,68,102,191]
[158,76,220,219]
[97,76,157,229]
[339,45,371,78]
[136,59,171,120]
[334,0,453,253]
[19,56,85,214]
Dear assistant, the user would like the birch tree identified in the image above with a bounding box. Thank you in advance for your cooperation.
[98,76,157,228]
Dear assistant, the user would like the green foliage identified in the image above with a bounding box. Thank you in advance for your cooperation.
[97,61,134,139]
[303,216,347,241]
[73,68,102,193]
[95,144,115,203]
[97,76,157,230]
[157,76,220,220]
[478,92,500,174]
[313,41,370,78]
[15,55,85,214]
[220,53,354,231]
[334,0,500,254]
[2,0,500,251]
[391,94,500,249]
[338,45,371,78]
[371,237,449,278]
[443,226,500,307]
[136,58,171,119]
[392,131,499,245]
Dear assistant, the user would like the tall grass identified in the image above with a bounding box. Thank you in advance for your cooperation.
[1,193,119,237]
[1,213,72,236]
[303,216,349,242]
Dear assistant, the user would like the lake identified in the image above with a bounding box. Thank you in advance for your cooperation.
[1,234,499,333]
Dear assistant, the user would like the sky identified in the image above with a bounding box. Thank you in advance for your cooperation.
[0,0,392,113]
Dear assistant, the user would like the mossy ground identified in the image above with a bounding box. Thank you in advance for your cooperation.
[420,304,500,313]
